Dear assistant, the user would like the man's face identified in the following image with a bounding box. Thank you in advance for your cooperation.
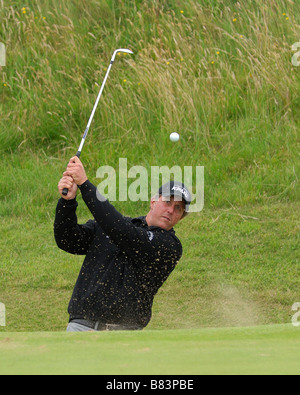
[146,195,185,231]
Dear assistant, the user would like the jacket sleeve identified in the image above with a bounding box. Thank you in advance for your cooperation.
[54,198,98,255]
[79,180,183,264]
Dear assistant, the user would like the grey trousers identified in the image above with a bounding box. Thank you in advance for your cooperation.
[67,322,95,332]
[67,320,143,332]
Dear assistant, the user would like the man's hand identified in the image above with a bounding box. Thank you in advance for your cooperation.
[58,157,88,200]
[58,175,78,200]
[64,156,88,186]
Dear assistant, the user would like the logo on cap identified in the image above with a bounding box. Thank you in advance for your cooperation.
[171,185,190,202]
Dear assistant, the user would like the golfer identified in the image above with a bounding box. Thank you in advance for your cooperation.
[54,157,191,332]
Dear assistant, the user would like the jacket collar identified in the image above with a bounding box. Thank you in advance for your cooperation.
[131,216,175,234]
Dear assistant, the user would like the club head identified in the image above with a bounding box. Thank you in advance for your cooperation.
[111,49,134,62]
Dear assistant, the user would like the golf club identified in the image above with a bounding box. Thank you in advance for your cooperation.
[62,48,134,196]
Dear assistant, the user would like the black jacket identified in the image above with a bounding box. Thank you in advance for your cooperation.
[54,180,182,328]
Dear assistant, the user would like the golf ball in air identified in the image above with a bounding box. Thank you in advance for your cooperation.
[170,132,180,142]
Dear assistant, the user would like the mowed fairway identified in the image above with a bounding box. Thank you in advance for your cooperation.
[0,0,299,378]
[0,324,299,375]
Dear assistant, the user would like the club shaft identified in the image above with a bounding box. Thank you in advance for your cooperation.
[62,49,133,197]
[77,60,114,155]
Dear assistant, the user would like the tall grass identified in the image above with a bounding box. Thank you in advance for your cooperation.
[0,0,299,217]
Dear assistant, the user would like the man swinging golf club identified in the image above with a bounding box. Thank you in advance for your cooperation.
[54,48,191,331]
[55,157,191,331]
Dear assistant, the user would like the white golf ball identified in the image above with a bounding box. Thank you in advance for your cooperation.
[170,132,180,142]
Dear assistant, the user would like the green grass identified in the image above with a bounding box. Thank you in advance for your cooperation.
[0,202,298,332]
[0,0,299,212]
[0,0,299,359]
[0,325,299,375]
